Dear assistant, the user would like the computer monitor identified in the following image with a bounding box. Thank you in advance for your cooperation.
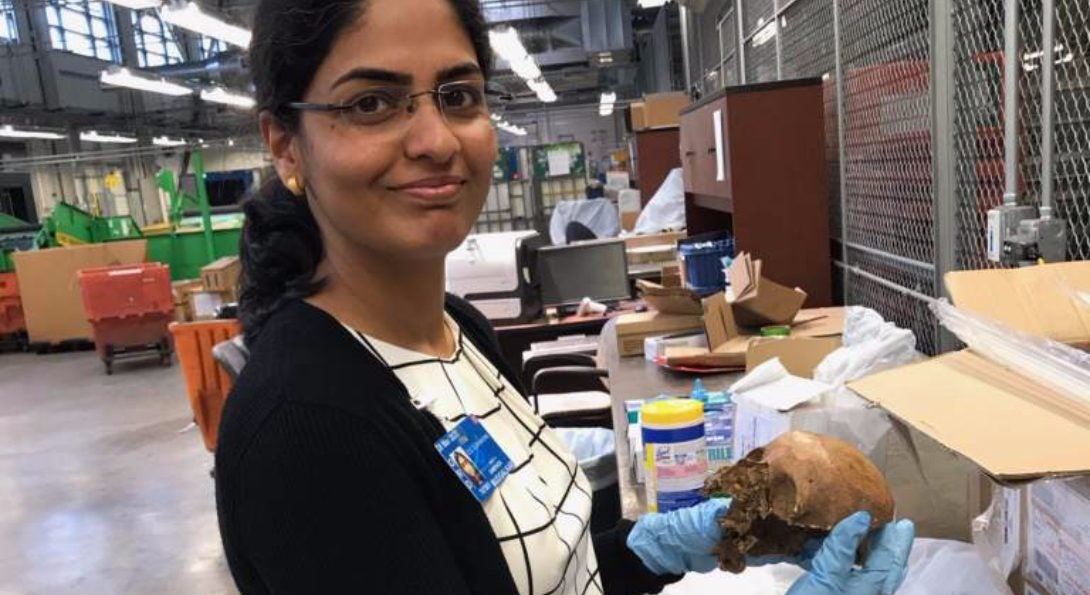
[537,239,631,308]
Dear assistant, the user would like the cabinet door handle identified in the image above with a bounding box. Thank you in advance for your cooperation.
[707,147,717,154]
[684,150,696,156]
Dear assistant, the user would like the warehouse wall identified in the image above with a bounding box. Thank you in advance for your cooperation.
[0,46,42,105]
[20,144,268,228]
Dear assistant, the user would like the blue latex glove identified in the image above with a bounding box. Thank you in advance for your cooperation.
[787,511,916,595]
[626,498,730,575]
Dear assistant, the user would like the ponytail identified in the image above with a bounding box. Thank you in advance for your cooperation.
[237,177,325,344]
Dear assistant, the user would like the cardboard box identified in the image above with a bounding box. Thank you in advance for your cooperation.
[12,240,147,344]
[661,263,681,288]
[629,101,646,130]
[615,310,704,357]
[622,230,685,251]
[644,332,707,362]
[664,293,844,368]
[637,278,702,316]
[849,261,1090,482]
[728,252,808,327]
[1026,477,1090,594]
[745,336,843,378]
[945,262,1090,349]
[636,92,689,130]
[187,290,225,321]
[171,279,202,305]
[200,256,240,296]
[627,245,676,266]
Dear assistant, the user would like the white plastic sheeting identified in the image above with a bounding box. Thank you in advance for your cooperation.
[633,167,686,234]
[548,198,621,245]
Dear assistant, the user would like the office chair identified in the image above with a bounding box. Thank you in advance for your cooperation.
[522,352,597,387]
[211,336,248,383]
[524,353,613,429]
[565,221,598,243]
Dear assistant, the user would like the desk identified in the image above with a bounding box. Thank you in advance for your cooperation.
[627,262,665,279]
[597,317,743,520]
[598,318,981,537]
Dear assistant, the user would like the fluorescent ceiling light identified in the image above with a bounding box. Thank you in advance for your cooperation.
[200,87,256,109]
[81,131,138,144]
[103,0,161,9]
[161,1,252,48]
[492,116,527,136]
[152,136,187,146]
[526,77,557,103]
[497,123,527,136]
[489,28,528,64]
[599,91,616,116]
[0,125,65,140]
[489,27,544,84]
[100,67,192,96]
[637,0,669,7]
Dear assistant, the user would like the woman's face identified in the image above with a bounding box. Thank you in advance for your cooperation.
[273,0,496,262]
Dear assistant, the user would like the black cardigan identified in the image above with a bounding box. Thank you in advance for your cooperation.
[215,297,680,594]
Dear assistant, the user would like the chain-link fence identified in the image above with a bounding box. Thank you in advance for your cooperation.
[1041,0,1089,261]
[701,0,1089,355]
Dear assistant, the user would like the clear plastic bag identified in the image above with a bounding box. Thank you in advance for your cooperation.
[931,298,1090,407]
[814,306,921,388]
[898,539,1014,595]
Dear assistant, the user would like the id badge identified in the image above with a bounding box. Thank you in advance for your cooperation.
[435,417,513,502]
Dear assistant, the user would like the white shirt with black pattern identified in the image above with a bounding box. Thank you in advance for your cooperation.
[344,314,603,595]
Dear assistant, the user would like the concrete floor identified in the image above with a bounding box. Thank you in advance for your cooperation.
[0,350,238,594]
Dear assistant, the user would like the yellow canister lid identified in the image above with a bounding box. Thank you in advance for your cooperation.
[641,398,704,425]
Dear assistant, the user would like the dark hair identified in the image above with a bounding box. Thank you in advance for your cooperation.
[239,0,493,344]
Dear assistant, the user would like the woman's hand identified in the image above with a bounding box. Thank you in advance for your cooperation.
[787,511,915,595]
[626,498,731,575]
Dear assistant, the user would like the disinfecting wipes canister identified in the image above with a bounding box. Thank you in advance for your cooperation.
[641,399,708,513]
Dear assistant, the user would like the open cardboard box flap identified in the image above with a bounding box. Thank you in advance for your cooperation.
[637,279,703,316]
[746,336,843,378]
[728,253,809,327]
[945,261,1090,348]
[664,293,844,368]
[849,261,1090,482]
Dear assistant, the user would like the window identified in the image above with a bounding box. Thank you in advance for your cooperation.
[46,1,120,62]
[132,10,183,67]
[200,35,224,59]
[1,4,18,42]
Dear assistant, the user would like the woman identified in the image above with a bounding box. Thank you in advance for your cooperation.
[215,0,915,593]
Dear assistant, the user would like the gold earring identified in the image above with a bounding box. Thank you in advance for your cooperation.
[286,175,303,196]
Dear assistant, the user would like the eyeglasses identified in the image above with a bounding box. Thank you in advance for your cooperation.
[286,80,513,127]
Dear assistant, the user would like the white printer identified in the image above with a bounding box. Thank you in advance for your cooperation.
[445,230,544,324]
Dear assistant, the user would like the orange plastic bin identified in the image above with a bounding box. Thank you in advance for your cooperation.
[0,296,24,335]
[170,320,241,451]
[78,263,174,374]
[0,272,18,299]
[0,272,26,350]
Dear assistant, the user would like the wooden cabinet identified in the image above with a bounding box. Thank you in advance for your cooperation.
[679,78,832,307]
[631,127,681,207]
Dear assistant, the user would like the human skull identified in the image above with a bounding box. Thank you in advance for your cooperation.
[703,431,895,573]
